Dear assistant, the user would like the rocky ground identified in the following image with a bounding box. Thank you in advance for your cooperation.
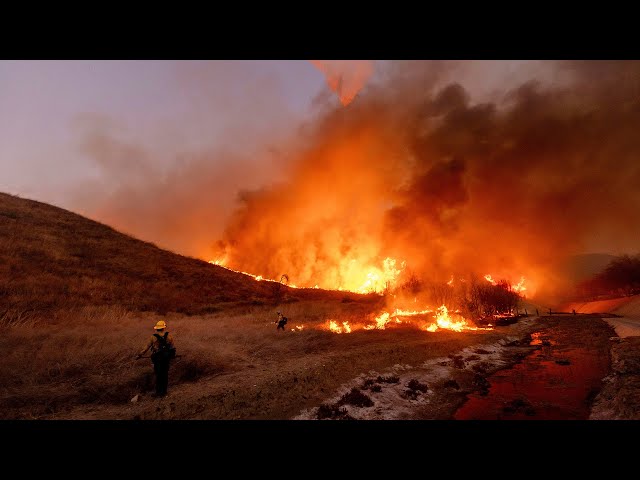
[590,336,640,419]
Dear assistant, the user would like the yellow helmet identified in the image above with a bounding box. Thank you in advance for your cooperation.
[154,320,167,330]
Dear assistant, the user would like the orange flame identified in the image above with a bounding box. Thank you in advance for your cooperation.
[393,308,434,317]
[423,305,477,332]
[213,259,520,334]
[511,276,527,294]
[327,304,492,334]
[328,320,352,334]
[209,257,405,294]
[209,259,303,288]
[485,273,528,295]
[364,312,391,330]
[328,320,341,333]
[310,60,374,106]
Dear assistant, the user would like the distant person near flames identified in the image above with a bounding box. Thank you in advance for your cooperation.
[275,311,288,331]
[137,320,177,397]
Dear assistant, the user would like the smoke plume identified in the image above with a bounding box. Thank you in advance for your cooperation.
[71,61,640,301]
[215,61,640,298]
[310,60,375,106]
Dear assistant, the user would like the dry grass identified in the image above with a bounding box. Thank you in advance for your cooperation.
[0,297,392,418]
[0,192,376,319]
[0,297,499,419]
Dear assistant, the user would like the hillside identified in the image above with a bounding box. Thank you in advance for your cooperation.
[562,295,640,317]
[560,253,618,284]
[0,192,371,320]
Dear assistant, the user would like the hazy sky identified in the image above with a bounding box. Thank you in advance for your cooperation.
[1,60,567,208]
[0,60,327,205]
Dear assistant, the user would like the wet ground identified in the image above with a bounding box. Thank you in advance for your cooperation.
[294,315,615,420]
[454,315,613,420]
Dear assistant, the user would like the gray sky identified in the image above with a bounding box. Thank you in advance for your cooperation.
[0,60,327,206]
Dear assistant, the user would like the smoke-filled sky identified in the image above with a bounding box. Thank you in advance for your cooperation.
[2,60,639,293]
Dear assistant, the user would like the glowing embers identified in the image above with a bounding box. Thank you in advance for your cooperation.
[363,307,434,331]
[208,259,300,288]
[328,320,351,334]
[485,273,527,294]
[511,276,527,294]
[422,305,475,332]
[352,258,405,294]
[363,312,390,330]
[326,304,492,334]
[208,256,405,294]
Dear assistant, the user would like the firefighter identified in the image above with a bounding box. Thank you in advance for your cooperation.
[275,311,288,331]
[137,320,176,397]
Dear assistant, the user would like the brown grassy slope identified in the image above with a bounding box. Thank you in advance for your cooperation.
[0,192,374,319]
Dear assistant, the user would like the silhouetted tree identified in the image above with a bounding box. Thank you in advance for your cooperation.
[400,272,423,295]
[577,254,640,299]
[466,277,520,318]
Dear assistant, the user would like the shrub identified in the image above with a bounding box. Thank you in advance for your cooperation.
[376,375,400,384]
[336,388,374,408]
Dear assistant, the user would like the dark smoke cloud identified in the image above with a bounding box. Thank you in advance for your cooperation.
[69,61,640,300]
[215,61,640,297]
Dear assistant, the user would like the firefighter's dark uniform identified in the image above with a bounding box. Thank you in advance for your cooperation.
[139,330,175,396]
[276,312,287,331]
